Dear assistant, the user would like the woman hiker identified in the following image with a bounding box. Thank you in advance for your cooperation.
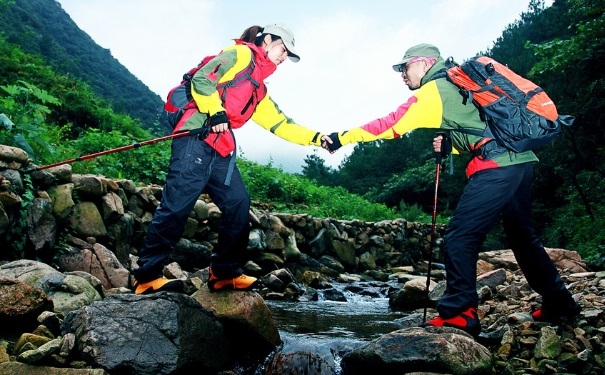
[132,23,330,294]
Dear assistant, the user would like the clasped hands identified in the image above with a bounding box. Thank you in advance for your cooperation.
[320,133,341,153]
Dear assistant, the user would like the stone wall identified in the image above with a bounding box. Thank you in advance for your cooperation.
[0,145,446,278]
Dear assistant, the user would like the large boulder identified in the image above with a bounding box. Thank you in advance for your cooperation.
[61,292,230,375]
[191,286,281,360]
[341,326,493,375]
[479,248,587,273]
[0,260,101,315]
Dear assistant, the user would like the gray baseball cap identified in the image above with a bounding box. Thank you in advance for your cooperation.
[392,43,440,72]
[263,23,300,62]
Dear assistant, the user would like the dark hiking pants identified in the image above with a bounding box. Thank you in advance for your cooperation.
[132,134,250,283]
[436,162,571,318]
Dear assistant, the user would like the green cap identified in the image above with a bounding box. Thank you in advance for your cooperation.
[392,43,440,72]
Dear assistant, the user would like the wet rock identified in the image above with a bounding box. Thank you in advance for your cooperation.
[0,145,29,165]
[26,198,56,261]
[389,277,436,311]
[67,202,106,239]
[54,243,129,290]
[0,260,102,316]
[18,337,61,364]
[13,333,52,356]
[534,326,562,359]
[0,362,108,374]
[37,309,61,336]
[341,326,492,375]
[264,338,338,375]
[300,270,332,289]
[318,255,345,274]
[61,292,229,375]
[331,239,356,270]
[71,175,106,197]
[36,273,101,315]
[47,184,75,220]
[0,279,53,333]
[323,288,347,302]
[191,286,280,359]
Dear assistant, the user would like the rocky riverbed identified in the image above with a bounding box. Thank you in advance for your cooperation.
[0,249,603,375]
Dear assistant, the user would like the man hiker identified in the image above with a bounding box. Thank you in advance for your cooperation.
[322,43,580,337]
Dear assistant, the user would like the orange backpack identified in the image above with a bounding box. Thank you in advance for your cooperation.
[445,56,574,158]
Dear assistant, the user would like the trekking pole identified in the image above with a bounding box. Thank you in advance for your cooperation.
[23,127,209,174]
[423,131,450,323]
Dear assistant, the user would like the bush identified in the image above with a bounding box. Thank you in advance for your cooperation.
[66,129,171,184]
[542,170,605,264]
[238,159,397,221]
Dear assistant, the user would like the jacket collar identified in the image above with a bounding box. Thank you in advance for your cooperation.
[239,41,277,79]
[421,57,446,86]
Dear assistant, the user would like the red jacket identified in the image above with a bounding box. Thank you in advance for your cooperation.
[176,42,322,156]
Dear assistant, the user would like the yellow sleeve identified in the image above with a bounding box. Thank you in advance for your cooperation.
[339,82,443,145]
[251,95,323,146]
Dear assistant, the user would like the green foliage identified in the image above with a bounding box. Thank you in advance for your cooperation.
[0,33,170,183]
[0,0,14,10]
[0,80,59,159]
[366,159,435,208]
[522,0,605,264]
[397,202,433,223]
[529,0,605,77]
[0,0,166,131]
[301,151,336,187]
[542,169,605,259]
[239,158,397,221]
[334,132,434,196]
[64,129,171,184]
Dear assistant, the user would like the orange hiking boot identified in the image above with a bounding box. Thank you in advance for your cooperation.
[132,277,184,295]
[421,307,481,337]
[532,300,581,323]
[207,269,258,292]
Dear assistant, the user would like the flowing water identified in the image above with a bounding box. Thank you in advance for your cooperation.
[257,282,413,374]
[266,295,406,340]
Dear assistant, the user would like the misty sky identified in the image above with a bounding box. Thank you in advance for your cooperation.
[56,0,551,173]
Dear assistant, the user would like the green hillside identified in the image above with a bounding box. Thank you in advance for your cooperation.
[0,0,165,132]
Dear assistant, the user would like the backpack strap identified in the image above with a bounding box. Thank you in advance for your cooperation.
[427,58,502,159]
[224,129,237,186]
[217,59,258,103]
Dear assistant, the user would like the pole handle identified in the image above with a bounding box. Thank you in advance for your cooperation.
[434,131,452,165]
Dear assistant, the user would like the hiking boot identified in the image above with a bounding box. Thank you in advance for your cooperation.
[132,277,184,295]
[207,269,258,292]
[532,300,581,323]
[421,307,481,337]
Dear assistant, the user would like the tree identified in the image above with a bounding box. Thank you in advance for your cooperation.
[527,0,605,264]
[301,152,335,186]
[334,129,438,198]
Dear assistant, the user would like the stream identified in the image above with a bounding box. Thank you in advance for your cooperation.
[267,295,406,340]
[255,281,413,374]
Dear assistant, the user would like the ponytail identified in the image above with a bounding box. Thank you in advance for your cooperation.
[239,25,264,44]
